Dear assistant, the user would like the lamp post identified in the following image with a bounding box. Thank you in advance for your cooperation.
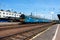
[50,11,54,20]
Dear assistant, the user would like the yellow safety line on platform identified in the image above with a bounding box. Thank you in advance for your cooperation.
[29,26,52,40]
[52,24,59,40]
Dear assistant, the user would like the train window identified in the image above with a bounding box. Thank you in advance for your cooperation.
[12,14,13,15]
[3,16,5,17]
[3,13,5,14]
[36,20,38,21]
[17,15,18,16]
[0,12,1,13]
[29,17,31,19]
[0,12,1,15]
[9,13,11,15]
[6,13,8,15]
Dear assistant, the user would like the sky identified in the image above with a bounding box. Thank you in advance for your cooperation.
[0,0,60,20]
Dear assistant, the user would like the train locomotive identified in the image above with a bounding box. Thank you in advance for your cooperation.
[20,14,51,24]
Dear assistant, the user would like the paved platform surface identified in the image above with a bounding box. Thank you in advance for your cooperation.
[32,24,58,40]
[52,24,60,40]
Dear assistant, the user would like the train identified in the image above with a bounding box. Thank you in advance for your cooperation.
[0,14,52,23]
[0,16,20,22]
[19,14,52,24]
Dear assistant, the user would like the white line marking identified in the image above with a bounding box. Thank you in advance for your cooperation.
[52,24,59,40]
[29,26,52,40]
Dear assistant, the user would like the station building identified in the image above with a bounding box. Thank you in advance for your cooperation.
[0,10,21,18]
[0,10,21,22]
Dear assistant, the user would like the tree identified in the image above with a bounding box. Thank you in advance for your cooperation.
[19,12,21,14]
[0,9,4,11]
[6,10,11,12]
[14,11,17,13]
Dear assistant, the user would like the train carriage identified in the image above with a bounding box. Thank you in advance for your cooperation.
[20,14,52,24]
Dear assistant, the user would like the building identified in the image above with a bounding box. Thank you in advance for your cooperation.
[0,10,21,22]
[0,10,21,18]
[57,14,60,20]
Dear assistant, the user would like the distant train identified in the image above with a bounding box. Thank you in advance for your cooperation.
[0,17,20,22]
[20,14,52,23]
[0,14,52,23]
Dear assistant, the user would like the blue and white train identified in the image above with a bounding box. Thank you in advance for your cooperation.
[20,14,51,23]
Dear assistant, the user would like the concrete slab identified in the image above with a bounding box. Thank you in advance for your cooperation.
[52,24,60,40]
[32,24,58,40]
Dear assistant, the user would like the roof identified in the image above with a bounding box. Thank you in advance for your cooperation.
[57,14,60,20]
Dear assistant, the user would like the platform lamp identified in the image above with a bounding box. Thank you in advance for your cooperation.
[50,11,54,20]
[30,12,32,16]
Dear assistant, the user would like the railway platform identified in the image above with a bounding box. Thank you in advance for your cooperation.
[31,24,58,40]
[52,24,60,40]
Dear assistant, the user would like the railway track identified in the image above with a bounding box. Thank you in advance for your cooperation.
[0,23,45,31]
[0,23,55,40]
